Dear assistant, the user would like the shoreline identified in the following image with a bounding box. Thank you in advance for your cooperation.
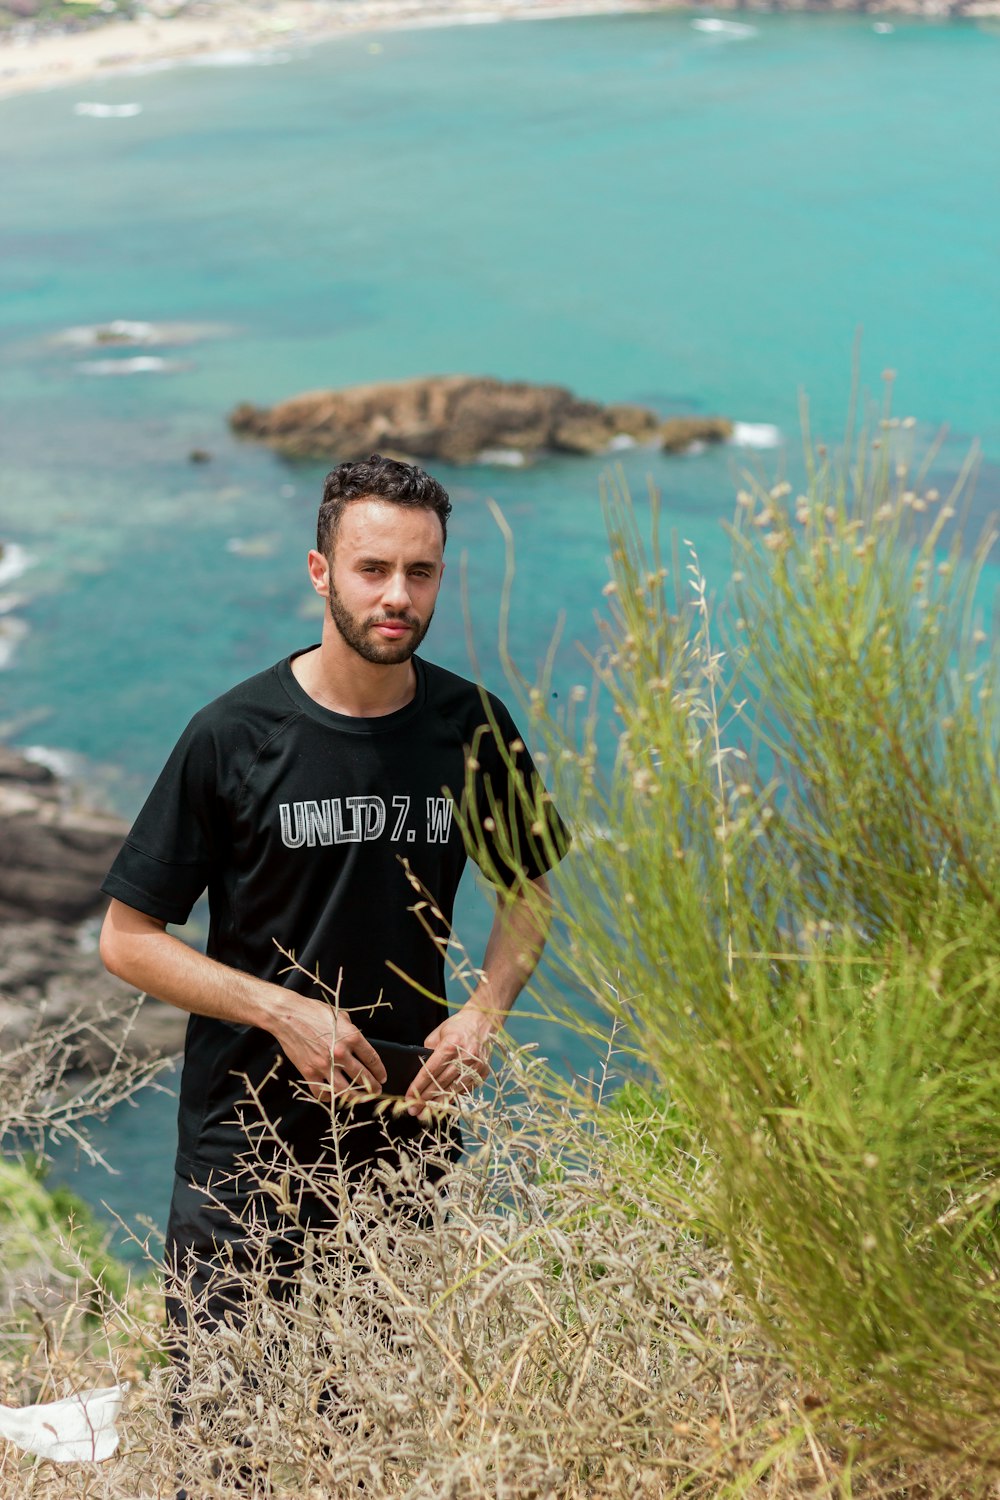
[0,0,672,101]
[3,0,999,103]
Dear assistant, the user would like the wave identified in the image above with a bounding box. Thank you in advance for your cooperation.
[190,49,292,68]
[872,21,894,31]
[607,433,637,451]
[54,320,231,349]
[0,617,29,671]
[443,11,505,24]
[0,543,32,588]
[20,744,78,780]
[73,102,142,118]
[477,448,527,467]
[226,536,278,558]
[118,59,178,76]
[691,18,758,39]
[76,356,189,376]
[64,318,156,346]
[730,421,783,449]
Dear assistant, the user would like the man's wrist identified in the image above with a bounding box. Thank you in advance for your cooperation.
[254,982,308,1044]
[461,988,509,1034]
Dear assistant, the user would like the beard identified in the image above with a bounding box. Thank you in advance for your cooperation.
[327,580,434,665]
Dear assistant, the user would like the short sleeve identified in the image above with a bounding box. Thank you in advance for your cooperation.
[466,694,570,890]
[100,713,221,925]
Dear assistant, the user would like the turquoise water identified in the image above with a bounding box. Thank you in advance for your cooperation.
[2,11,998,1244]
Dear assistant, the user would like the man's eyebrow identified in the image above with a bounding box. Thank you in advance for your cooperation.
[355,555,439,569]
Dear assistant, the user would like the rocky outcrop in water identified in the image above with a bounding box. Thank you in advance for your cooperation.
[661,416,734,453]
[0,749,186,1071]
[230,375,676,465]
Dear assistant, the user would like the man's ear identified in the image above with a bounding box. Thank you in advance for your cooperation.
[307,548,331,597]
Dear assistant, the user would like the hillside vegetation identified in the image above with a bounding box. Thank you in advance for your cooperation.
[1,396,997,1495]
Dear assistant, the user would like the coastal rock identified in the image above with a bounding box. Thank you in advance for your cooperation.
[0,917,186,1070]
[606,403,662,443]
[0,748,187,1072]
[0,748,127,925]
[230,375,664,465]
[660,416,734,454]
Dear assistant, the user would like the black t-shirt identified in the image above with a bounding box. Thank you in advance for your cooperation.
[101,650,563,1179]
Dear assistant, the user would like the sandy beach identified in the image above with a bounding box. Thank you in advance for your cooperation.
[5,0,1000,100]
[0,0,672,100]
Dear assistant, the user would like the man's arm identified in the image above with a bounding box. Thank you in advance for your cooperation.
[99,899,386,1101]
[405,872,551,1115]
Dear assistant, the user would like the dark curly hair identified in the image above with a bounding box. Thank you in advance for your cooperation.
[317,453,452,557]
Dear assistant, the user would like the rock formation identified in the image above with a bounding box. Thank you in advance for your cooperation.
[0,748,127,925]
[660,416,734,453]
[0,749,186,1071]
[230,375,667,465]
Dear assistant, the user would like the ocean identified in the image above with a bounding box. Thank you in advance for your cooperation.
[1,9,998,1245]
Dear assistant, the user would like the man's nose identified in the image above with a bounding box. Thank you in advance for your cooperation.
[381,570,412,612]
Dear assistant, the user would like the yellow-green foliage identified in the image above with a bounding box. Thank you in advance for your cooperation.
[0,1157,130,1305]
[481,400,1000,1481]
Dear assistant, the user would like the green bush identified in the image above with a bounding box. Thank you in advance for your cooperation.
[0,1157,130,1306]
[481,399,1000,1482]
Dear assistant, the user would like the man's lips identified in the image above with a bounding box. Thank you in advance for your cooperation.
[372,620,414,637]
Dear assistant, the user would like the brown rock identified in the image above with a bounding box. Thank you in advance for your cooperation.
[230,376,668,466]
[605,403,662,443]
[660,416,735,454]
[0,749,127,925]
[0,917,186,1070]
[0,750,187,1075]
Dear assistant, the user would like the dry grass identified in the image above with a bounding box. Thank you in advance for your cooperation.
[1,1044,996,1498]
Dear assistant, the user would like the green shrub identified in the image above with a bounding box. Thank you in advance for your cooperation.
[0,1157,130,1306]
[481,399,1000,1481]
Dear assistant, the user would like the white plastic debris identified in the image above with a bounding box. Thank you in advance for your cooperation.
[0,1382,128,1462]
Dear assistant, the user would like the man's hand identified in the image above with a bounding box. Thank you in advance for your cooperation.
[100,899,387,1105]
[271,994,387,1104]
[404,875,552,1119]
[405,1005,495,1117]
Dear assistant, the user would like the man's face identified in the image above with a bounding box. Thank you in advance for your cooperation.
[310,498,445,665]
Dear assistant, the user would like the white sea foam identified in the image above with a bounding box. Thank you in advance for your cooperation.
[873,21,894,32]
[54,320,231,349]
[444,11,505,24]
[226,535,278,558]
[730,421,783,449]
[691,18,758,40]
[118,58,178,76]
[74,102,142,118]
[71,318,156,346]
[0,543,32,588]
[190,49,292,68]
[477,448,527,467]
[0,617,29,671]
[21,745,77,780]
[76,356,187,375]
[607,433,637,451]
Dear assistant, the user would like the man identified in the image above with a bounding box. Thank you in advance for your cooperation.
[98,454,563,1441]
